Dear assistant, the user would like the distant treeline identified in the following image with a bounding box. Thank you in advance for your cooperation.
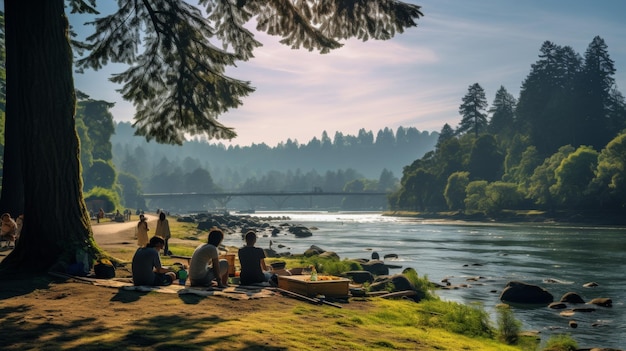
[390,37,626,216]
[107,122,438,211]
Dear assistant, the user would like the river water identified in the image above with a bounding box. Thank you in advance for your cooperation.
[220,211,625,349]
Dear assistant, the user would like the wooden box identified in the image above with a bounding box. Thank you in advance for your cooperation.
[278,275,350,298]
[219,254,236,277]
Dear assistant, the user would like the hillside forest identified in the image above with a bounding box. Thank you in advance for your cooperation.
[2,37,625,217]
[391,37,626,218]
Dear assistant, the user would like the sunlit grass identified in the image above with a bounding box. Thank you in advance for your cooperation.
[109,216,537,350]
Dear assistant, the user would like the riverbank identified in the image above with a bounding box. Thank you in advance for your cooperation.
[0,217,528,351]
[384,209,626,226]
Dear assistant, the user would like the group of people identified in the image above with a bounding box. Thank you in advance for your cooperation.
[131,223,273,288]
[1,213,23,248]
[136,212,172,254]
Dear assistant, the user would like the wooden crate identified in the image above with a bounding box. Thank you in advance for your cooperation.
[219,254,236,277]
[278,275,350,298]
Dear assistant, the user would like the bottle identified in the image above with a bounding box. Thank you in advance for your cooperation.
[310,265,318,281]
[178,269,188,285]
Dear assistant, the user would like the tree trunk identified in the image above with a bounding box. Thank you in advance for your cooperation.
[0,0,98,274]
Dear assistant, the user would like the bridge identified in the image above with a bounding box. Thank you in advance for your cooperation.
[143,191,389,210]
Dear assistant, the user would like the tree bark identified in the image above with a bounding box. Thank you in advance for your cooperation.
[1,0,98,274]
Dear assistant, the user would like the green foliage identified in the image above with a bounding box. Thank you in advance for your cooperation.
[394,36,626,215]
[83,159,117,192]
[464,180,488,211]
[496,305,521,344]
[84,187,121,212]
[402,268,437,301]
[484,182,523,215]
[589,131,626,207]
[458,83,488,137]
[77,98,115,161]
[76,1,422,145]
[551,145,598,207]
[117,172,145,209]
[468,134,504,182]
[444,171,469,210]
[542,334,578,351]
[418,300,493,338]
[276,256,362,276]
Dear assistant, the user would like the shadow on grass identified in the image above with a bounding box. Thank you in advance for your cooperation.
[0,275,56,299]
[1,309,288,351]
[110,288,206,305]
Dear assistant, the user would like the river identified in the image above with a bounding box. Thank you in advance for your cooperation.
[220,211,626,349]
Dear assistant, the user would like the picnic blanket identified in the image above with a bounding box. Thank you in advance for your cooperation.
[49,272,275,300]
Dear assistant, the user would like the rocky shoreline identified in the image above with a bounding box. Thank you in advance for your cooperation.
[178,212,623,350]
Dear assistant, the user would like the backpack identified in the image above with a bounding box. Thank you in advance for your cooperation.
[94,258,116,279]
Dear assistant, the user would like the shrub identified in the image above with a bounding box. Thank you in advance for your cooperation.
[418,300,494,338]
[85,186,121,212]
[543,334,578,351]
[402,268,437,301]
[496,304,521,344]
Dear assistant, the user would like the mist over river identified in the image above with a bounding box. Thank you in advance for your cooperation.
[219,211,626,349]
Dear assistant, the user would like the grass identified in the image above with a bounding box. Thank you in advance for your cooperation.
[122,217,541,350]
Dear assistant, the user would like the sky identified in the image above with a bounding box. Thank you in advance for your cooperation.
[71,1,626,147]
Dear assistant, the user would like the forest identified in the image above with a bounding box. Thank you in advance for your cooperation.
[391,36,626,218]
[1,36,625,216]
[96,120,436,212]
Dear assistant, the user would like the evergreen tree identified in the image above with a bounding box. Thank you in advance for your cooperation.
[488,86,516,137]
[576,36,617,149]
[457,83,488,137]
[436,123,455,149]
[0,0,423,273]
[516,41,582,155]
[467,134,503,182]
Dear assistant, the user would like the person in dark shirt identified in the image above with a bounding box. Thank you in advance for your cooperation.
[132,236,176,286]
[238,231,271,285]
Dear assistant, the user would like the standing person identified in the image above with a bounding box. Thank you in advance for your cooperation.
[136,214,149,247]
[131,236,176,286]
[238,231,271,285]
[97,208,105,223]
[189,228,229,288]
[155,212,172,256]
[1,213,17,248]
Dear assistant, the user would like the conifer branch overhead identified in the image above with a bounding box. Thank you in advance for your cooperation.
[76,0,422,144]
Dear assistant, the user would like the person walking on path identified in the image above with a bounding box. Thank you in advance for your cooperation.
[136,214,149,247]
[155,212,172,255]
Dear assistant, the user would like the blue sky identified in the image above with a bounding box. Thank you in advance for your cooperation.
[71,1,626,147]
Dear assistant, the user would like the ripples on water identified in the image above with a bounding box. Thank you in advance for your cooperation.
[221,211,626,349]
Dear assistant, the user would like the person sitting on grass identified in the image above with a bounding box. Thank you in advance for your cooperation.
[1,213,17,248]
[238,231,271,286]
[131,236,176,286]
[189,228,229,288]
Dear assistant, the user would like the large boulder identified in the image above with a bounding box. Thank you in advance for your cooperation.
[304,245,325,257]
[499,281,554,305]
[369,274,423,302]
[361,260,389,276]
[288,225,313,238]
[344,271,374,284]
[588,297,612,307]
[319,251,340,260]
[560,292,585,304]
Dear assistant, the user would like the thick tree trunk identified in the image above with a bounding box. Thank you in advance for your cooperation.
[0,0,25,217]
[1,0,97,274]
